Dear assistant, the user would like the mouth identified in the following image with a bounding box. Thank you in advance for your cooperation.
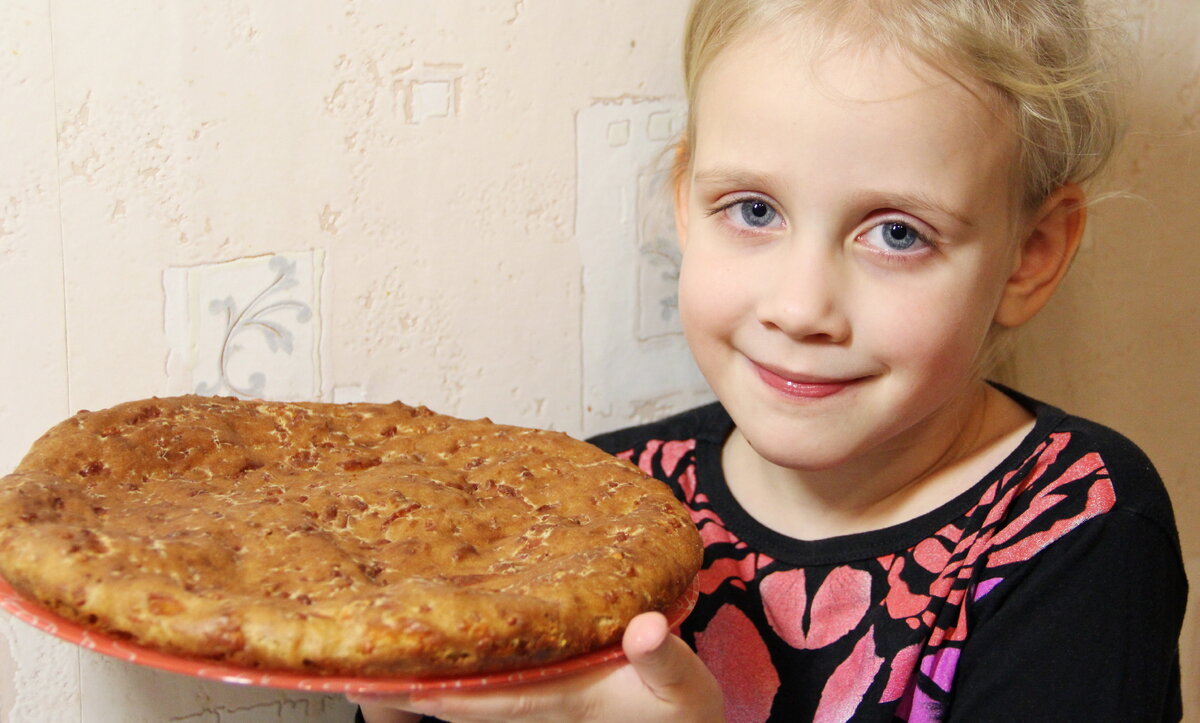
[750,361,866,400]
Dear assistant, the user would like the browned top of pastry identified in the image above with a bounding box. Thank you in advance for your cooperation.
[0,395,702,676]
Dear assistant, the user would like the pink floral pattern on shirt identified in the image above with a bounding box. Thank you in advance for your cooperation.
[621,431,1117,722]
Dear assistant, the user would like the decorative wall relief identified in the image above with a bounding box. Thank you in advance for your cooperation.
[165,251,325,401]
[576,99,713,436]
[396,62,465,125]
[635,136,685,341]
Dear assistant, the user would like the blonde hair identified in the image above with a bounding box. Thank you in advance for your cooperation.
[676,0,1130,210]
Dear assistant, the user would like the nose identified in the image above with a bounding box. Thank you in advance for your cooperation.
[755,241,851,344]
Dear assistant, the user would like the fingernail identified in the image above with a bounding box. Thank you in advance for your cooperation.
[406,696,443,714]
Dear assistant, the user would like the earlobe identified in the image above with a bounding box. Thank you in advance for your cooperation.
[994,184,1087,328]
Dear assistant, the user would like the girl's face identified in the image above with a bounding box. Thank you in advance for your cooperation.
[677,29,1027,472]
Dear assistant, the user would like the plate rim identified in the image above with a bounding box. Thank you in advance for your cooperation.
[0,575,698,693]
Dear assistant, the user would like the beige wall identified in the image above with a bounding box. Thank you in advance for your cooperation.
[0,1,1195,720]
[0,1,698,720]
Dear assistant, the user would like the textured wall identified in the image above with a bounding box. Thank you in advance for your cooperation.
[0,0,1195,720]
[0,1,695,720]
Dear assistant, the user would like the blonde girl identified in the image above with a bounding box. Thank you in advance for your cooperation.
[353,0,1187,720]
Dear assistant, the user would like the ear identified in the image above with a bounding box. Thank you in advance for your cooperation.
[673,172,690,251]
[672,138,691,251]
[994,183,1087,328]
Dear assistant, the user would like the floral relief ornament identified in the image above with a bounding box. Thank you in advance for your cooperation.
[196,256,313,398]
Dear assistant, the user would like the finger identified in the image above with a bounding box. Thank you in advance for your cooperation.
[401,688,553,722]
[623,611,671,659]
[346,695,427,723]
[622,611,693,698]
[399,667,611,722]
[345,693,412,707]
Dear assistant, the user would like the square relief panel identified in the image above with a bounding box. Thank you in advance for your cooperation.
[164,251,325,401]
[396,62,465,124]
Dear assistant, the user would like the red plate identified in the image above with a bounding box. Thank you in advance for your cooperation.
[0,576,698,693]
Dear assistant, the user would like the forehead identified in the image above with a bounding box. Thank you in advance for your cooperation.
[690,27,1020,219]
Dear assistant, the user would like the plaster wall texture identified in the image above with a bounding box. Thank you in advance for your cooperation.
[0,1,697,719]
[0,1,1196,721]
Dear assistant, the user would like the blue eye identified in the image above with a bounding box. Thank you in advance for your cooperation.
[739,200,777,228]
[862,221,928,254]
[882,222,919,250]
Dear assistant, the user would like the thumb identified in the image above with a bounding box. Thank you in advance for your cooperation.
[622,611,694,698]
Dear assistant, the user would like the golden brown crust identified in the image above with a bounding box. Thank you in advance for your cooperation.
[0,396,702,676]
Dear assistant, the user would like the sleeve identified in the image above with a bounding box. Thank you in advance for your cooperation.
[946,508,1187,722]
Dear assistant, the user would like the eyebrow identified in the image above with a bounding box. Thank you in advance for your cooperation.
[690,167,976,231]
[848,190,977,231]
[691,167,779,192]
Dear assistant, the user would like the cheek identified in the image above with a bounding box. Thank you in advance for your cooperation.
[868,279,1000,372]
[677,251,739,338]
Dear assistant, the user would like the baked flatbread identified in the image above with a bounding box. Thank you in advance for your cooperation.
[0,396,702,676]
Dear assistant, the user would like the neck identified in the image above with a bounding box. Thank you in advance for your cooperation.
[722,381,1032,540]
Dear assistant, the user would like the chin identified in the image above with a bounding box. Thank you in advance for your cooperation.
[741,428,858,473]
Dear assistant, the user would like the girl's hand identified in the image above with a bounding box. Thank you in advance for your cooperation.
[349,611,724,723]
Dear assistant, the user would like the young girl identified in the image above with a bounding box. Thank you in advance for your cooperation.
[353,0,1188,720]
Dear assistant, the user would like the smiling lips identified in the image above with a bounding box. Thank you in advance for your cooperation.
[752,361,863,399]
